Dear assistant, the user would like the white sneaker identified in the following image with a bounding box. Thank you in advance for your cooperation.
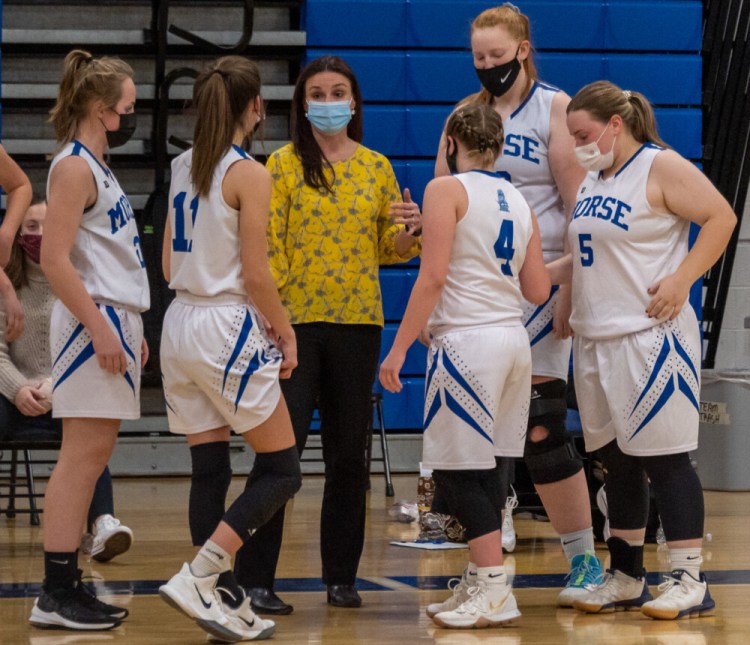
[501,488,518,553]
[159,563,239,642]
[82,515,133,563]
[641,570,715,620]
[573,569,653,613]
[426,571,475,618]
[208,596,276,642]
[432,581,521,629]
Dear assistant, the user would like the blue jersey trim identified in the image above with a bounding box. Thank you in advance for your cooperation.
[52,322,86,367]
[71,139,112,177]
[444,390,492,444]
[53,341,96,391]
[222,310,254,395]
[234,349,262,413]
[510,81,541,120]
[469,169,504,179]
[442,351,493,421]
[232,144,251,159]
[629,334,671,418]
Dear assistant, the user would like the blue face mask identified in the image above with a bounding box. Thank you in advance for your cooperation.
[306,100,353,135]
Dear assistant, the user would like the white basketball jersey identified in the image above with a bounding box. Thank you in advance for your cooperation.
[168,146,251,299]
[568,144,690,340]
[47,141,149,312]
[428,170,533,336]
[495,82,566,262]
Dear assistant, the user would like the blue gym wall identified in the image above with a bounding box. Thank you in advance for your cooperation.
[304,0,704,431]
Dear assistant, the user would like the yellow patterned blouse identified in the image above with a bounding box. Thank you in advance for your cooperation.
[267,143,419,326]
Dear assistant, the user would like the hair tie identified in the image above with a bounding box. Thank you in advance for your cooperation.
[623,90,632,100]
[502,2,521,13]
[212,69,229,80]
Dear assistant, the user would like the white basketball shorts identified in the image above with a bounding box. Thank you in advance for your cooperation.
[573,306,701,456]
[421,325,531,470]
[51,300,143,420]
[523,286,572,381]
[160,298,282,435]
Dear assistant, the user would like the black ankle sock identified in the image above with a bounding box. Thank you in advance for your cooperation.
[606,537,644,578]
[216,570,246,609]
[43,550,79,591]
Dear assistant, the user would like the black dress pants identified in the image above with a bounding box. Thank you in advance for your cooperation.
[235,323,381,586]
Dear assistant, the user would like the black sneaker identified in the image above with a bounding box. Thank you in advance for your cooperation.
[29,587,121,631]
[75,574,129,620]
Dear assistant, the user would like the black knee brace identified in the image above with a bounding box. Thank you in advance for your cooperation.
[189,442,233,546]
[524,379,583,485]
[223,446,302,540]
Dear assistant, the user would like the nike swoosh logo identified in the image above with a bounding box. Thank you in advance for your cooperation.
[686,556,701,560]
[488,573,504,578]
[194,584,212,609]
[239,616,255,628]
[562,538,581,545]
[206,549,225,560]
[49,559,69,565]
[490,600,507,611]
[500,69,512,83]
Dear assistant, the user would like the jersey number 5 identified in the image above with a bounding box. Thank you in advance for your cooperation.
[172,191,199,252]
[578,233,594,266]
[494,219,515,276]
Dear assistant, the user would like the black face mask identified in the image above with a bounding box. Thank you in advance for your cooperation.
[104,111,137,149]
[475,49,522,98]
[445,137,458,174]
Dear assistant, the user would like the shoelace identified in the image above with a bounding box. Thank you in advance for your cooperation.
[456,583,485,615]
[565,558,601,587]
[657,573,688,595]
[447,577,467,596]
[504,488,519,513]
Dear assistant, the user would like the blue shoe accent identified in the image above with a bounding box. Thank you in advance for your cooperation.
[565,552,604,590]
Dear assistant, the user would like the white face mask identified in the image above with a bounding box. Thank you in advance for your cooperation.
[574,122,616,171]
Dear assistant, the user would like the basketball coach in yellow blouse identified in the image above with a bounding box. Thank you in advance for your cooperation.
[234,55,421,613]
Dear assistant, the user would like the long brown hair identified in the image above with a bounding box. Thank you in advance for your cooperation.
[446,104,505,168]
[467,3,538,107]
[567,81,669,148]
[5,193,46,290]
[49,49,134,145]
[290,56,364,193]
[191,56,263,196]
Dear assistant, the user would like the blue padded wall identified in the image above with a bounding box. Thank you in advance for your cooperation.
[305,0,703,431]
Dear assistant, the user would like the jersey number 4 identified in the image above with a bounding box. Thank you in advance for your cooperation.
[493,219,515,276]
[172,191,199,252]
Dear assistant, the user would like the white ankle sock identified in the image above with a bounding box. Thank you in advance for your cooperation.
[477,566,509,603]
[669,548,703,578]
[560,528,596,561]
[191,539,231,577]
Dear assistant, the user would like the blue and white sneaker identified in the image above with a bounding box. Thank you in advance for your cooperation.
[557,551,604,607]
[573,569,653,613]
[641,570,715,620]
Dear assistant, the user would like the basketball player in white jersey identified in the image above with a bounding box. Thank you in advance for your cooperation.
[381,103,550,629]
[546,80,735,619]
[157,56,301,642]
[434,4,601,605]
[30,50,148,631]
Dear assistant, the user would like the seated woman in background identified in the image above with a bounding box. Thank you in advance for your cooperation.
[0,195,133,563]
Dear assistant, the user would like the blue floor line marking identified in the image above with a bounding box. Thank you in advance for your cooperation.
[2,570,749,600]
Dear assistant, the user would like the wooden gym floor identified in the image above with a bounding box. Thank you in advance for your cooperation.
[1,474,748,644]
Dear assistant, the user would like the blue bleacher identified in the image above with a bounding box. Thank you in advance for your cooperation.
[306,0,703,431]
